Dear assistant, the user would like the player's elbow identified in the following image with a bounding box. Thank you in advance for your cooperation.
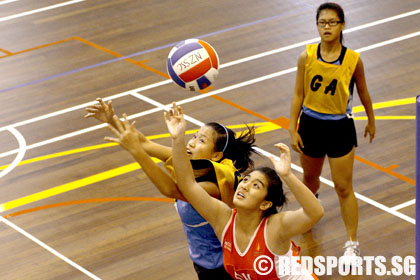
[160,188,177,198]
[312,205,324,224]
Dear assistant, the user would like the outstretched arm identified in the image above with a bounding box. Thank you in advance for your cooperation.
[268,143,324,240]
[165,103,232,238]
[84,98,117,126]
[105,114,221,201]
[105,114,187,200]
[85,98,172,161]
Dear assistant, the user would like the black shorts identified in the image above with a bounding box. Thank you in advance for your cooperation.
[193,262,233,280]
[298,112,357,158]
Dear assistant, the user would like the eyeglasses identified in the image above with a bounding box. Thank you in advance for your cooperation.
[317,20,342,27]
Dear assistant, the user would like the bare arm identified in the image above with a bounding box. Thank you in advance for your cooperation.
[85,98,172,161]
[268,144,324,240]
[288,51,307,153]
[106,115,221,201]
[354,57,376,143]
[165,104,232,238]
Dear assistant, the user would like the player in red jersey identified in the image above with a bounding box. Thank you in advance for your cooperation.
[161,103,323,279]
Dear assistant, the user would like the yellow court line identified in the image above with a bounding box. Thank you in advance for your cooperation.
[0,123,275,171]
[0,122,278,212]
[0,159,158,213]
[0,128,200,170]
[353,96,416,113]
[0,143,118,170]
[0,107,412,213]
[354,116,415,120]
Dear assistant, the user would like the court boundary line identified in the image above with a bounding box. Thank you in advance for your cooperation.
[0,31,416,199]
[2,197,175,218]
[0,6,415,221]
[0,216,102,280]
[391,199,416,211]
[0,31,417,188]
[0,127,26,178]
[0,123,281,212]
[0,0,18,5]
[1,27,419,134]
[0,0,86,22]
[1,8,420,94]
[0,5,416,277]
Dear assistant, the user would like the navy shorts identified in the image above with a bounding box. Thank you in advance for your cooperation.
[298,112,357,158]
[193,262,233,280]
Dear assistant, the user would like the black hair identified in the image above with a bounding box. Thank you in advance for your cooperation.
[251,167,287,217]
[206,123,259,173]
[316,2,345,44]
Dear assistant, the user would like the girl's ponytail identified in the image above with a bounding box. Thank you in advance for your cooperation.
[207,123,259,172]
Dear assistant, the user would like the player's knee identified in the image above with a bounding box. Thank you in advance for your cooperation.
[334,183,352,198]
[303,173,320,185]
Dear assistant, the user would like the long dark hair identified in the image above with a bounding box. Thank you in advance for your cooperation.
[316,2,345,44]
[251,167,287,217]
[206,123,258,173]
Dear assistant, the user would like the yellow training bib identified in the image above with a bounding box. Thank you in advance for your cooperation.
[303,44,360,114]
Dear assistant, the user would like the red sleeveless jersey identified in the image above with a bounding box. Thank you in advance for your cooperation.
[221,209,317,280]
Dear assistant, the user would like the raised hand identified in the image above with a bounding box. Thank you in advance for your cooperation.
[84,98,115,124]
[269,143,292,178]
[104,114,141,155]
[164,102,187,139]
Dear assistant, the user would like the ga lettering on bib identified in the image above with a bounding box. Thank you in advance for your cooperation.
[303,44,359,115]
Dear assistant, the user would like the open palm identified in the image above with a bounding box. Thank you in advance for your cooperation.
[269,143,292,177]
[164,102,186,139]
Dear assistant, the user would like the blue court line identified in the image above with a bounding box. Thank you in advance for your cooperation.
[0,7,308,94]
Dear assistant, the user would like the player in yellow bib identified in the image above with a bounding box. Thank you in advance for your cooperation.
[288,2,376,264]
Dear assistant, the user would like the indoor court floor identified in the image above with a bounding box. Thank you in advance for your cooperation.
[0,0,418,279]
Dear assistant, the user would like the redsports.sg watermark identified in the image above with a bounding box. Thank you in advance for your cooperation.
[274,255,415,276]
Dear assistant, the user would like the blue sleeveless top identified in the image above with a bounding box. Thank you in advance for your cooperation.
[164,157,238,269]
[175,200,224,268]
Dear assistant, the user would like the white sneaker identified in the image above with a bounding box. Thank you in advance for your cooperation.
[341,240,361,267]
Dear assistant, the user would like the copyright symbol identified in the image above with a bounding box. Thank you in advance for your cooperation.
[254,255,273,275]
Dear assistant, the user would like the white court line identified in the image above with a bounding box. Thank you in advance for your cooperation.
[1,29,420,159]
[131,92,416,225]
[391,199,416,211]
[0,81,171,134]
[0,16,416,225]
[0,216,102,280]
[0,0,86,22]
[0,0,18,5]
[0,8,415,277]
[0,7,419,133]
[0,67,299,159]
[221,8,420,68]
[0,127,26,178]
[356,31,420,52]
[0,7,419,130]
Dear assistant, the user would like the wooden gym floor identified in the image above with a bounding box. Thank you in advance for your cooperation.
[0,0,418,279]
